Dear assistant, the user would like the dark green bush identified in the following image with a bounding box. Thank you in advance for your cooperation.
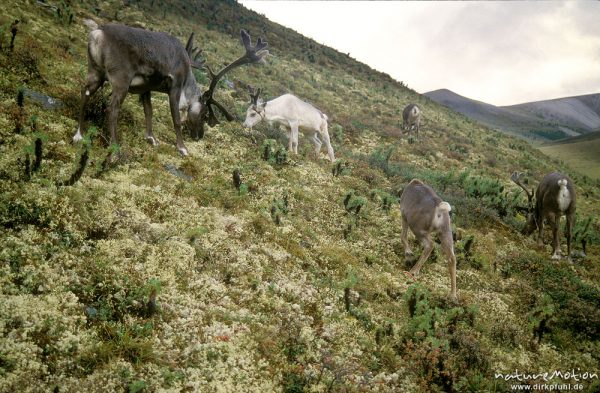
[399,284,493,392]
[262,138,288,165]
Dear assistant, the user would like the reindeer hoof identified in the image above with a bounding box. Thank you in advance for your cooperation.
[408,269,421,277]
[146,136,158,146]
[178,147,188,156]
[551,253,561,260]
[403,271,416,281]
[449,294,459,304]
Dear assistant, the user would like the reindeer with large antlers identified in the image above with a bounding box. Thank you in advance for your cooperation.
[243,88,335,161]
[73,20,268,155]
[511,171,576,261]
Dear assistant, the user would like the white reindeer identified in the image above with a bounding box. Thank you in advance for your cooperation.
[242,89,335,162]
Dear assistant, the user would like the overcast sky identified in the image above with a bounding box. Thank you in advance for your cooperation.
[239,1,600,106]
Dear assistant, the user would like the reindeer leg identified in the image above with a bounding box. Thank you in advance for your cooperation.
[290,121,299,155]
[141,92,158,146]
[106,81,129,148]
[537,216,545,247]
[440,231,458,302]
[416,121,420,140]
[286,124,294,153]
[74,71,104,142]
[320,122,335,162]
[409,233,434,276]
[401,214,413,256]
[566,212,574,262]
[168,88,188,156]
[551,216,561,260]
[312,132,322,154]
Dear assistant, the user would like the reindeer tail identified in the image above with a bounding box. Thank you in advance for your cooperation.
[437,201,451,212]
[83,19,99,31]
[432,201,452,229]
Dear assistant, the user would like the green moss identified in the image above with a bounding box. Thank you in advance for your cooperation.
[0,0,598,391]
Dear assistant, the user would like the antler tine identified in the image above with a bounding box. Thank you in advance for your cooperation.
[185,32,195,55]
[205,29,269,93]
[186,32,206,69]
[198,29,269,130]
[247,85,258,105]
[510,171,534,204]
[190,47,205,69]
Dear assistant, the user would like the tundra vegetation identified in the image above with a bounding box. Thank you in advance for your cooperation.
[0,1,599,392]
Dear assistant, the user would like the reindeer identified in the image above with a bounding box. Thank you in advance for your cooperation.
[242,88,335,162]
[400,179,458,301]
[511,171,576,261]
[402,104,421,139]
[73,20,268,156]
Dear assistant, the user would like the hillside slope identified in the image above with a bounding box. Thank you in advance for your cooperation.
[425,88,600,142]
[539,132,600,180]
[1,1,599,392]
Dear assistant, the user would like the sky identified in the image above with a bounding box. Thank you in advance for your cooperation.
[238,1,600,106]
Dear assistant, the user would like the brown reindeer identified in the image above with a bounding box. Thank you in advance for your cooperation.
[511,171,576,261]
[400,179,457,301]
[402,104,421,139]
[73,20,268,155]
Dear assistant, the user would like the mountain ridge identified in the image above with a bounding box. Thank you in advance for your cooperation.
[424,88,600,142]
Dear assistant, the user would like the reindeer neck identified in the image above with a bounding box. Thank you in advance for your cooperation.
[177,70,200,111]
[185,70,201,101]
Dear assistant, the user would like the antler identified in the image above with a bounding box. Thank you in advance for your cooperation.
[185,32,205,69]
[199,29,269,130]
[510,171,534,205]
[248,85,261,106]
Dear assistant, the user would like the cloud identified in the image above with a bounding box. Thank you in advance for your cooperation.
[239,1,600,105]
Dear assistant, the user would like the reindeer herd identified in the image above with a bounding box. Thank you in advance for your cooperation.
[72,22,580,301]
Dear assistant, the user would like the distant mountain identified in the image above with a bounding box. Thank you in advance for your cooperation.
[424,89,600,143]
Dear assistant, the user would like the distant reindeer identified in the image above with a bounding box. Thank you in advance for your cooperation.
[511,171,576,261]
[242,88,335,161]
[400,179,457,301]
[73,20,268,155]
[402,104,421,139]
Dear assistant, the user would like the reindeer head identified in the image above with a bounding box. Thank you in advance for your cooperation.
[510,171,537,235]
[243,86,266,129]
[183,32,207,138]
[186,30,268,139]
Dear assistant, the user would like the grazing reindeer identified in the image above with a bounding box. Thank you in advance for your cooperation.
[243,89,335,161]
[73,20,268,155]
[400,179,457,301]
[511,171,576,261]
[402,104,421,138]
